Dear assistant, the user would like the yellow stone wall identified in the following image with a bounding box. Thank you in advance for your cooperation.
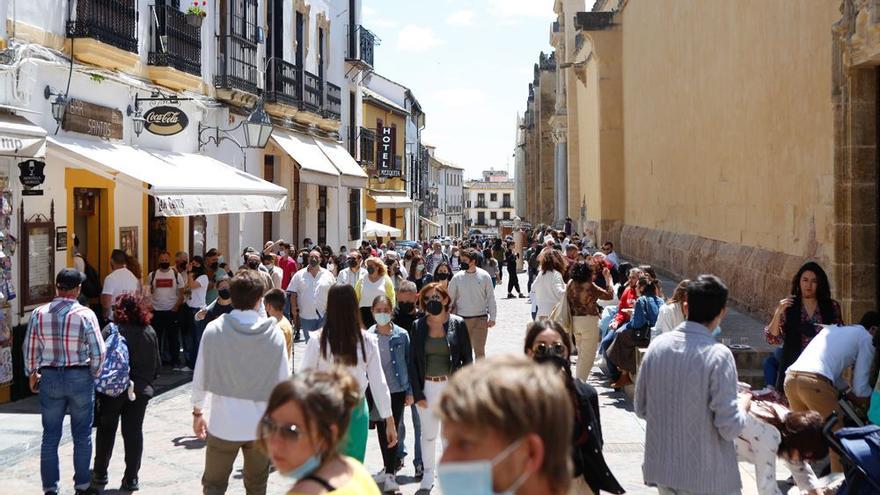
[618,0,840,261]
[362,98,407,234]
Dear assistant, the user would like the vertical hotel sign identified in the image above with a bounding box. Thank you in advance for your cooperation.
[376,126,400,178]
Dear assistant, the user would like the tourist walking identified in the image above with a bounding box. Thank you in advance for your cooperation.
[259,369,381,494]
[24,269,106,495]
[505,245,525,298]
[182,256,209,371]
[635,275,746,494]
[431,261,453,290]
[92,293,160,492]
[355,257,396,329]
[448,248,496,359]
[530,249,566,319]
[408,283,473,491]
[391,280,424,478]
[101,249,140,322]
[407,254,432,292]
[147,251,184,365]
[565,261,614,381]
[435,355,572,495]
[286,249,336,343]
[337,252,367,288]
[191,270,289,495]
[300,284,397,463]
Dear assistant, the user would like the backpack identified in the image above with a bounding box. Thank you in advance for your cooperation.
[80,256,102,298]
[94,323,131,397]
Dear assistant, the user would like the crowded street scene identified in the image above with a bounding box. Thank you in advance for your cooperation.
[0,0,879,494]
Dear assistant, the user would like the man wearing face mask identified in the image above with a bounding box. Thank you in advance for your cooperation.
[204,248,227,305]
[435,355,573,495]
[448,248,497,359]
[392,281,425,479]
[244,252,274,294]
[336,252,367,288]
[148,251,185,366]
[286,248,336,343]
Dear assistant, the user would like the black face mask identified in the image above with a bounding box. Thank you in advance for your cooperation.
[210,262,219,270]
[533,353,572,375]
[426,300,444,316]
[247,260,260,270]
[159,262,171,270]
[367,266,376,275]
[177,262,187,271]
[308,258,319,268]
[191,266,205,276]
[434,272,449,281]
[348,258,358,268]
[397,302,415,314]
[460,262,470,272]
[217,288,231,300]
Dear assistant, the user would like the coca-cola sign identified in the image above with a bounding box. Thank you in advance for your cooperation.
[142,106,189,136]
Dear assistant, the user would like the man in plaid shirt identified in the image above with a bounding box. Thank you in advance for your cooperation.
[24,268,106,495]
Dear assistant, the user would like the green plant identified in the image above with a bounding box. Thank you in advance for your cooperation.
[186,0,207,17]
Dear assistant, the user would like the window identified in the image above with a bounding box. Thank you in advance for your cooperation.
[503,193,511,207]
[490,212,497,220]
[490,193,498,202]
[477,193,485,206]
[503,211,510,220]
[477,212,485,225]
[349,188,361,240]
[360,127,375,163]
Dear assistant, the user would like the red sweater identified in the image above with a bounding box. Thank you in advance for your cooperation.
[613,286,637,326]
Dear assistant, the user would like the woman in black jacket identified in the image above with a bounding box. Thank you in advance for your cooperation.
[408,282,473,491]
[524,319,625,495]
[92,293,161,492]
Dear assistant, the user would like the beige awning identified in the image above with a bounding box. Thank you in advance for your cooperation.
[369,192,414,208]
[313,137,368,189]
[270,129,340,187]
[0,113,47,158]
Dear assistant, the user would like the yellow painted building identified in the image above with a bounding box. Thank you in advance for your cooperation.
[362,87,409,239]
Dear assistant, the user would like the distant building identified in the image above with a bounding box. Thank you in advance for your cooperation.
[465,172,516,236]
[428,152,464,238]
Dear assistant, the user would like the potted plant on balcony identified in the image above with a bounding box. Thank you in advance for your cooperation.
[185,1,207,27]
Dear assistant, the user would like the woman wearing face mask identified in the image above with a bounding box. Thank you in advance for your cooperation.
[449,247,461,273]
[407,255,432,292]
[367,296,413,492]
[259,368,382,495]
[408,283,474,491]
[354,257,396,329]
[523,320,624,495]
[430,261,452,290]
[195,278,233,326]
[300,285,397,463]
[386,259,407,292]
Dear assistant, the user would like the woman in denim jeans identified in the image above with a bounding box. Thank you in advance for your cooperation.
[367,295,413,493]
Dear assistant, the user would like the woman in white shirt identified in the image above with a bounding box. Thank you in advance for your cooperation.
[530,249,567,319]
[355,257,396,328]
[300,284,397,463]
[652,279,689,338]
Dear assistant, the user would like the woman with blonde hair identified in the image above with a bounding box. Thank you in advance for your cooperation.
[531,249,567,319]
[354,257,396,328]
[259,368,381,494]
[652,279,690,337]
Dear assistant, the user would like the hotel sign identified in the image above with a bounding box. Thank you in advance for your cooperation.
[62,98,123,140]
[376,126,400,178]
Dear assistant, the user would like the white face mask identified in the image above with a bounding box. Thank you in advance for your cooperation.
[437,439,530,495]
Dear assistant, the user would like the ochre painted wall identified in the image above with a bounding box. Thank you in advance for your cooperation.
[619,0,840,261]
[362,100,407,193]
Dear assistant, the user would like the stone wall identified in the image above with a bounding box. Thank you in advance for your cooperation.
[619,224,827,321]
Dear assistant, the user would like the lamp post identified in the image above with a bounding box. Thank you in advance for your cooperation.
[198,98,274,150]
[43,86,68,129]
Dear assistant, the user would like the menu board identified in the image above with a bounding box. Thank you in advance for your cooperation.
[20,219,54,307]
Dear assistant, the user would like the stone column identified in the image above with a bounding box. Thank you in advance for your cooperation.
[551,122,568,227]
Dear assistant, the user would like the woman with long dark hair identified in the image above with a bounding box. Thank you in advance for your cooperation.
[92,293,160,492]
[523,319,624,495]
[565,261,614,380]
[407,254,432,292]
[300,285,396,463]
[531,249,568,319]
[764,261,842,389]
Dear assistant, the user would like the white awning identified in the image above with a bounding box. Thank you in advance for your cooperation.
[363,219,401,238]
[270,129,339,188]
[313,137,368,189]
[369,192,414,208]
[48,136,288,217]
[420,216,441,228]
[0,114,47,158]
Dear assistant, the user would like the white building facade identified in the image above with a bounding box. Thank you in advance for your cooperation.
[465,170,516,236]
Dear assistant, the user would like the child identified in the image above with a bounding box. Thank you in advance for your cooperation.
[264,288,293,373]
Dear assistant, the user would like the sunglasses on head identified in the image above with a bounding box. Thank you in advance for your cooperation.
[259,416,301,442]
[533,341,566,358]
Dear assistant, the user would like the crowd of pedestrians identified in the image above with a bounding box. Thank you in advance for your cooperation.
[20,227,880,495]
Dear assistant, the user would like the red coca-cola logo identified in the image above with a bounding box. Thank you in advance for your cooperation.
[143,105,189,136]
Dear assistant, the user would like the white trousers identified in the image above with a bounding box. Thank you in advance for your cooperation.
[417,380,447,480]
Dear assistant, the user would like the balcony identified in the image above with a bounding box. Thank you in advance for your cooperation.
[324,81,342,121]
[476,201,488,209]
[147,4,202,92]
[302,70,322,113]
[215,2,260,104]
[347,25,377,69]
[66,0,138,71]
[502,201,512,208]
[359,127,376,166]
[265,58,302,108]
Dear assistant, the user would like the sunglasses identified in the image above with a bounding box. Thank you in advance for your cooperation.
[259,416,301,442]
[533,342,567,358]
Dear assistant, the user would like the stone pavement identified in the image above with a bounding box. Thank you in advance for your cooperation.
[0,271,829,494]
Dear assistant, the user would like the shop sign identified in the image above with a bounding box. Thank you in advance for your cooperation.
[18,159,45,196]
[376,126,400,178]
[56,226,67,251]
[143,106,189,136]
[62,98,123,140]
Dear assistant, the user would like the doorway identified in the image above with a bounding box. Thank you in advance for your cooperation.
[73,188,104,275]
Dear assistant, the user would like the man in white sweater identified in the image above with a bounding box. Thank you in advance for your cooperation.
[448,248,497,359]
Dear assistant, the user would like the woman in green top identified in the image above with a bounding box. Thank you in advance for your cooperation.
[408,282,474,491]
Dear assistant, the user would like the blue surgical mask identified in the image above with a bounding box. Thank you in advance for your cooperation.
[712,326,722,338]
[374,312,393,326]
[282,453,322,483]
[437,439,530,495]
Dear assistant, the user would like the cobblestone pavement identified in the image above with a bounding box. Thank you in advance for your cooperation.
[0,272,817,494]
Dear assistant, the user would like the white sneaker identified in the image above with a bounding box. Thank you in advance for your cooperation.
[372,470,387,483]
[181,366,193,372]
[383,474,399,492]
[419,471,434,491]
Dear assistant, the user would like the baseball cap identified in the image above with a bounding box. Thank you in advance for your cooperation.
[56,268,85,290]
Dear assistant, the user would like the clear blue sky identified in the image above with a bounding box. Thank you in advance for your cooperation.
[362,0,556,180]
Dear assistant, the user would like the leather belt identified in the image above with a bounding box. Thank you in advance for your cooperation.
[425,375,448,382]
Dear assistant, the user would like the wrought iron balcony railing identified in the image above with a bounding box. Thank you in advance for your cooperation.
[360,127,376,164]
[265,58,302,107]
[148,4,201,76]
[67,0,138,54]
[214,1,260,95]
[324,81,341,121]
[301,70,322,113]
[347,25,376,68]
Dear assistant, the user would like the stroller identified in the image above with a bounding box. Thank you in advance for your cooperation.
[822,411,880,494]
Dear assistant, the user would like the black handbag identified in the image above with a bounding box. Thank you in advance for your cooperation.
[630,298,657,343]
